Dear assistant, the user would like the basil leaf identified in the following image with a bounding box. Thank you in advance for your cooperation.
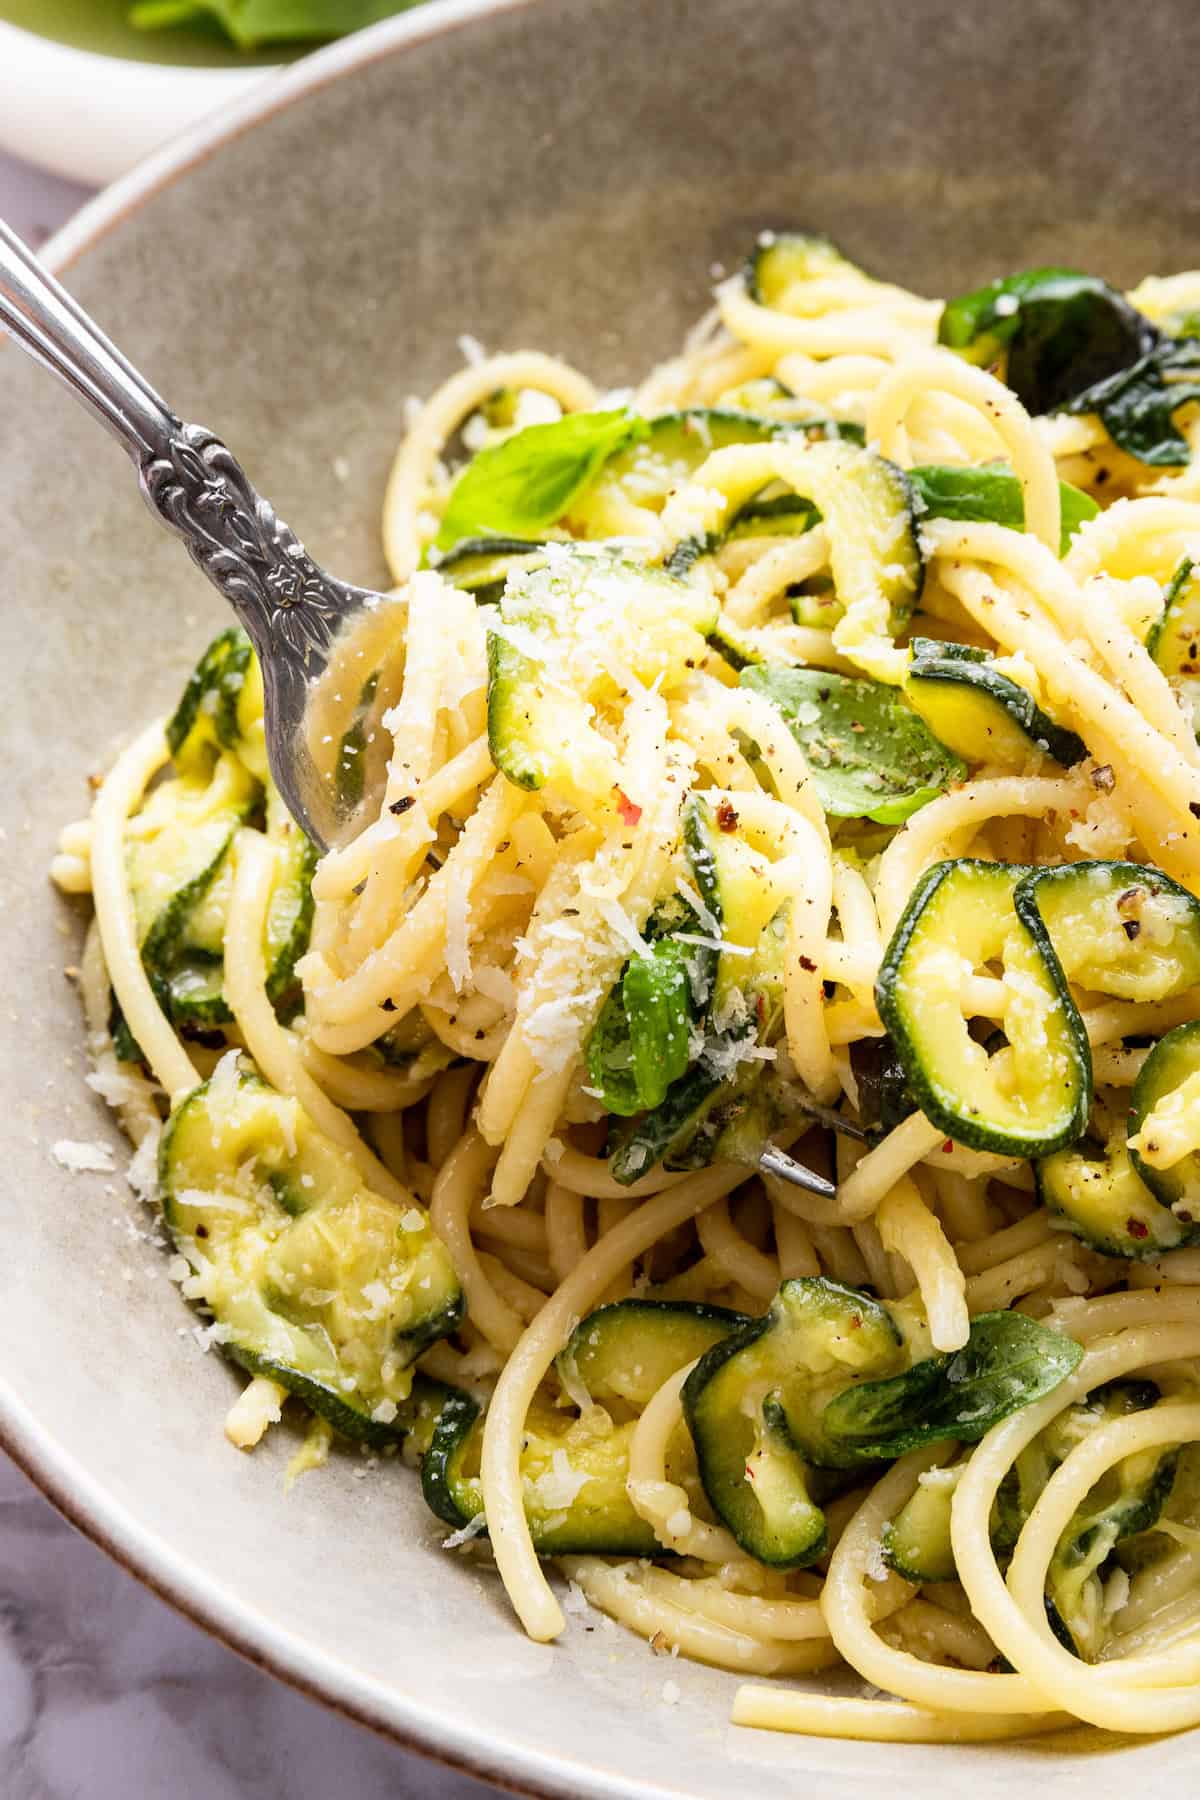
[587,935,696,1118]
[909,464,1098,557]
[819,1311,1083,1460]
[1064,337,1200,467]
[128,0,415,47]
[939,269,1159,416]
[623,944,695,1111]
[740,666,965,824]
[436,409,646,549]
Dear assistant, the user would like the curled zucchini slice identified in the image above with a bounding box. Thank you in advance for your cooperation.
[883,1462,963,1582]
[557,1298,747,1415]
[421,1397,660,1555]
[166,625,267,782]
[571,408,791,537]
[993,1381,1176,1661]
[746,232,866,310]
[682,1279,904,1564]
[663,438,924,645]
[877,860,1091,1157]
[436,535,548,604]
[159,1064,463,1444]
[904,638,1085,771]
[682,1278,1081,1564]
[1148,556,1200,682]
[1036,1129,1190,1258]
[1016,860,1200,1003]
[1128,1021,1200,1217]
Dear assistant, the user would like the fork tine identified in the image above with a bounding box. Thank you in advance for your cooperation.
[757,1145,837,1199]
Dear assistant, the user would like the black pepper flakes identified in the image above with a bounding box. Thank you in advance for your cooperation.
[389,796,416,815]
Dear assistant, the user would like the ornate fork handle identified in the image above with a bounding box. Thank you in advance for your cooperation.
[139,423,357,670]
[0,218,353,679]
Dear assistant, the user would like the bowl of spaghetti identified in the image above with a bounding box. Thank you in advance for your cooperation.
[7,0,1200,1793]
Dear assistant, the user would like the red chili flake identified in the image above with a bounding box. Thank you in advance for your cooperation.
[757,992,767,1026]
[942,1139,954,1154]
[849,1314,862,1330]
[798,954,817,972]
[1127,1218,1150,1240]
[615,788,643,827]
[715,797,740,833]
[745,1463,757,1482]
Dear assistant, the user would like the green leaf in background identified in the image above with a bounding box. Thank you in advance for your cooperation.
[436,409,646,550]
[909,464,1098,557]
[938,268,1159,417]
[819,1311,1083,1461]
[1065,336,1200,467]
[128,0,419,50]
[740,665,966,824]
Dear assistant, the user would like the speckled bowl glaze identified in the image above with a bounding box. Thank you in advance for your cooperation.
[4,2,1200,1793]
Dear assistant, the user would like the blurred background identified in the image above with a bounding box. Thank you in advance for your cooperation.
[0,7,504,1796]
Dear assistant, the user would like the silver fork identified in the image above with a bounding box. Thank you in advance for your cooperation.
[0,216,841,1200]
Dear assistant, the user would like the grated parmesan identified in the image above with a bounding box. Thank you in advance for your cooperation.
[51,1139,115,1175]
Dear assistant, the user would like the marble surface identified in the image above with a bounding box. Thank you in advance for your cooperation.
[0,146,503,1800]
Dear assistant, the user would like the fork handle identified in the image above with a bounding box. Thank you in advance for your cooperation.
[0,217,342,670]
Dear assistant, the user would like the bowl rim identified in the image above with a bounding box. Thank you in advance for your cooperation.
[0,8,663,1796]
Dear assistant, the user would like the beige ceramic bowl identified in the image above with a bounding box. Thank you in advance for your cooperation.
[4,2,1200,1793]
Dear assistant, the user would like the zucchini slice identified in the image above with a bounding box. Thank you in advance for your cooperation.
[1147,556,1200,682]
[436,535,547,604]
[420,1396,660,1555]
[746,232,865,310]
[166,626,266,781]
[557,1299,747,1414]
[571,408,791,537]
[487,546,715,807]
[994,1381,1175,1661]
[883,1462,963,1582]
[683,1279,1082,1564]
[664,439,924,642]
[1036,1130,1188,1258]
[741,664,966,824]
[1128,1021,1200,1217]
[159,1064,462,1444]
[1017,861,1200,1003]
[904,639,1085,771]
[877,860,1091,1157]
[715,376,867,444]
[682,1279,905,1564]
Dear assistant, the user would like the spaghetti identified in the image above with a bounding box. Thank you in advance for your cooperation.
[53,233,1200,1743]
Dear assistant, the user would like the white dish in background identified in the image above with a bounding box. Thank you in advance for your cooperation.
[0,21,277,185]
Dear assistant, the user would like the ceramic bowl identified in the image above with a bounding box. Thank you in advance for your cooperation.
[4,2,1200,1794]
